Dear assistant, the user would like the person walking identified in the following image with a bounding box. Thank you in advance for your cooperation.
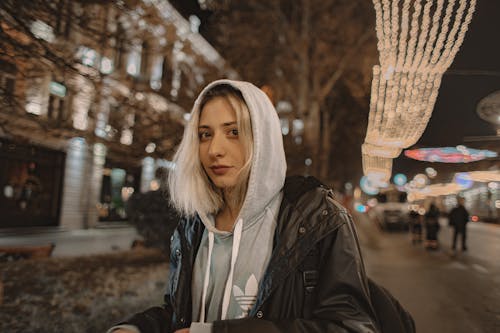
[409,208,422,244]
[108,80,413,333]
[424,202,440,250]
[449,197,470,252]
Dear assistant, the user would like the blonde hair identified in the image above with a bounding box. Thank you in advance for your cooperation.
[168,84,254,217]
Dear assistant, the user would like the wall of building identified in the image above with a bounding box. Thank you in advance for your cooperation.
[0,0,236,229]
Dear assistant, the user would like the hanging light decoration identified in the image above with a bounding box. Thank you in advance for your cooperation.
[363,0,476,183]
[362,154,392,187]
[408,182,463,199]
[404,146,498,163]
[456,170,500,183]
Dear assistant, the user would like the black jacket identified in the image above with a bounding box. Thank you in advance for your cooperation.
[122,176,413,333]
[448,205,469,230]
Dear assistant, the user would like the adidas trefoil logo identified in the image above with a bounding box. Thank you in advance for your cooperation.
[233,274,258,318]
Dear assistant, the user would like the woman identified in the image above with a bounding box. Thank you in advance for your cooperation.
[409,209,423,244]
[110,80,386,333]
[425,202,440,250]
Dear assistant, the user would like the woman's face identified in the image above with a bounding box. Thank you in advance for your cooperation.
[198,96,246,191]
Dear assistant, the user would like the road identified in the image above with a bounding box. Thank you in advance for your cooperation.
[353,211,500,333]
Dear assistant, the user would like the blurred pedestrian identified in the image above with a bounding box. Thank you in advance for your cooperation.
[448,197,469,252]
[409,208,422,244]
[424,202,440,250]
[107,80,414,333]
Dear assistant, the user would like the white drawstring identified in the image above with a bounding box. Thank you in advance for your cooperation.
[199,230,214,323]
[221,219,243,320]
[199,219,243,322]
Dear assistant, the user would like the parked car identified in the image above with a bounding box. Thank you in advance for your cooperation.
[373,187,410,231]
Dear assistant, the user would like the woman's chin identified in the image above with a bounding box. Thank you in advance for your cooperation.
[210,176,238,190]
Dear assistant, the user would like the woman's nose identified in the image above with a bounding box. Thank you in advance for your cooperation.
[208,132,225,157]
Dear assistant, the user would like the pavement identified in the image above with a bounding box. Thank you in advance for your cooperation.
[353,211,500,333]
[0,223,139,257]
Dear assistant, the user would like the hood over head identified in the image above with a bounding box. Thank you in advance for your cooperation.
[192,79,286,233]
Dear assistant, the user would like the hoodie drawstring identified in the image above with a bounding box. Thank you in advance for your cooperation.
[221,219,243,320]
[199,229,214,323]
[200,218,243,322]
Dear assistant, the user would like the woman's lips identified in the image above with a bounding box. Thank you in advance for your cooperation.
[210,166,231,175]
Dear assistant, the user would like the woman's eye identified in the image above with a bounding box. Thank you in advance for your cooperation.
[199,132,211,140]
[229,129,239,136]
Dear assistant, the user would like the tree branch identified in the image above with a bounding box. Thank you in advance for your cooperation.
[318,30,372,101]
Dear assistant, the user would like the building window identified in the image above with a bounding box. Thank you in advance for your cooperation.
[49,81,66,97]
[150,56,164,90]
[0,139,65,227]
[0,60,16,105]
[100,57,114,75]
[160,55,173,93]
[140,40,150,78]
[120,112,135,145]
[126,44,142,77]
[77,46,99,67]
[55,0,71,37]
[98,166,140,222]
[72,76,93,130]
[47,95,64,121]
[0,74,15,96]
[47,81,67,122]
[30,20,55,43]
[114,22,126,70]
[25,75,49,116]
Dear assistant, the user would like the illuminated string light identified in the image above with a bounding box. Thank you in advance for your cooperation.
[408,183,463,199]
[364,0,476,182]
[458,171,500,183]
[362,153,392,186]
[404,146,497,163]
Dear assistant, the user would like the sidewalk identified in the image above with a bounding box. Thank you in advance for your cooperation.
[0,224,139,257]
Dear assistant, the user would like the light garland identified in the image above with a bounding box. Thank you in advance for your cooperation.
[373,0,476,75]
[458,171,500,183]
[362,153,393,186]
[363,0,476,184]
[408,182,463,199]
[404,146,498,163]
[407,171,500,200]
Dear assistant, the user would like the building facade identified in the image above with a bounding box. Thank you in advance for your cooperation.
[0,0,236,229]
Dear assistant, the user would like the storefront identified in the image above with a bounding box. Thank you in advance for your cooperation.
[97,159,141,222]
[0,139,65,228]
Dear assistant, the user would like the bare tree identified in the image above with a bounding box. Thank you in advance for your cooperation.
[1,0,120,134]
[207,0,378,181]
[0,0,188,161]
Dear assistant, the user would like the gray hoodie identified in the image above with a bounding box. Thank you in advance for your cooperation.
[190,80,287,329]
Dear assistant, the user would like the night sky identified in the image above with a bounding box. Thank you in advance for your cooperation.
[415,0,500,146]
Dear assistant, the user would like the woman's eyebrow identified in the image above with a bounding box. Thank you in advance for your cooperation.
[198,121,237,129]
